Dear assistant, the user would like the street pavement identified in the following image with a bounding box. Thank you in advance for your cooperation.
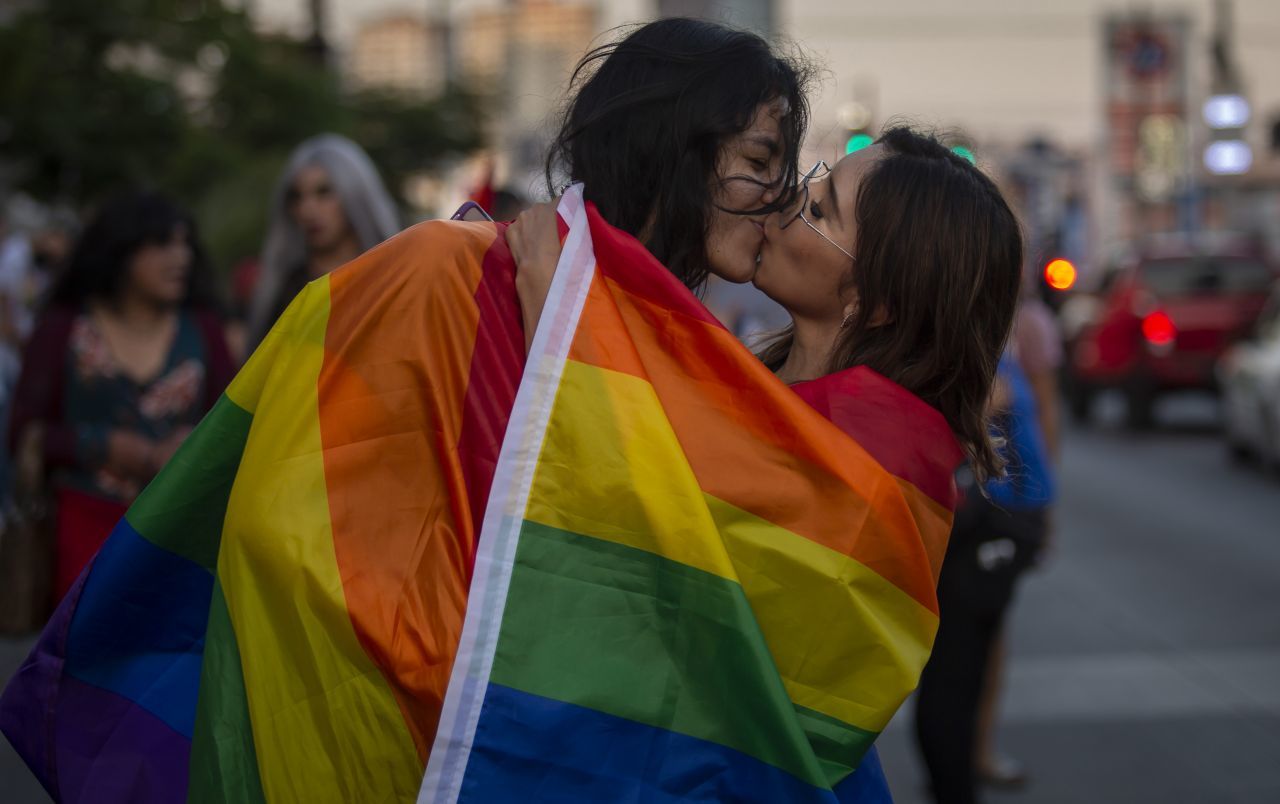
[879,394,1280,804]
[2,394,1279,803]
[0,634,43,803]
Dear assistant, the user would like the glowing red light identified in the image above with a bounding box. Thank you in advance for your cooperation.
[1142,310,1176,345]
[1044,259,1077,291]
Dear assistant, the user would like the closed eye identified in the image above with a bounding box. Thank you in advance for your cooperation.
[809,200,825,220]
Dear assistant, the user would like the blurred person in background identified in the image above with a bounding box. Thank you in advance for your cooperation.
[0,203,52,380]
[30,207,78,277]
[974,283,1064,789]
[245,133,399,351]
[0,207,32,363]
[0,204,36,509]
[0,206,34,351]
[1013,287,1062,460]
[8,190,234,601]
[0,203,69,509]
[491,187,530,223]
[0,204,73,625]
[703,275,789,342]
[914,348,1056,804]
[0,205,75,363]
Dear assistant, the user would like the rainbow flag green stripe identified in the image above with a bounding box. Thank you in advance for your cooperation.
[187,579,265,804]
[494,521,878,787]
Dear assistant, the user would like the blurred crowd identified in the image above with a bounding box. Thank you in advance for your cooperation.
[0,134,535,633]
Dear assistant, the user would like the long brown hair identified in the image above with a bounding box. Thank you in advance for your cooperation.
[760,127,1022,480]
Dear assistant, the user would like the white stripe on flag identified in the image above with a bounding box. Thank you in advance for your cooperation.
[419,185,597,802]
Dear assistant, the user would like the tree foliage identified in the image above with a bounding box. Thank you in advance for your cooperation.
[0,0,486,267]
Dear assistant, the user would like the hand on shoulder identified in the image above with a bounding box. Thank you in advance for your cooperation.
[505,201,563,352]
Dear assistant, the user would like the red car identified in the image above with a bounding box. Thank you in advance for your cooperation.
[1067,243,1275,427]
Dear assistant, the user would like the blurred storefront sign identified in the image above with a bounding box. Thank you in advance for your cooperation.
[1102,13,1192,232]
[1136,113,1186,201]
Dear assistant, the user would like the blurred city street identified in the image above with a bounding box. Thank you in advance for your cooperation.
[879,394,1280,804]
[4,393,1279,803]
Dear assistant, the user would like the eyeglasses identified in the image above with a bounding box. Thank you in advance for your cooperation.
[779,160,855,262]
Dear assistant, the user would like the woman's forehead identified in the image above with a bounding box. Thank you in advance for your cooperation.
[833,144,885,188]
[295,164,330,184]
[746,98,789,135]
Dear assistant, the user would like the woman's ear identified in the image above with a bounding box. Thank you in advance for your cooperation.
[840,301,858,329]
[843,297,893,329]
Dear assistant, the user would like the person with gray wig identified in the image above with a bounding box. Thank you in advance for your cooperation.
[247,134,400,348]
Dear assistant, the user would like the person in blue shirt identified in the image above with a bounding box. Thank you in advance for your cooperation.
[913,352,1056,804]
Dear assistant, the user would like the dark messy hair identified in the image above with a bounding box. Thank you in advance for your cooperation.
[546,17,812,290]
[760,127,1023,481]
[50,190,221,311]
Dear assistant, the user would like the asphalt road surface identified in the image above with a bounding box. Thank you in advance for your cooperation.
[879,394,1280,804]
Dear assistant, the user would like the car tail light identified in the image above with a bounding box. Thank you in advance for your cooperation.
[1044,259,1077,291]
[1142,310,1177,346]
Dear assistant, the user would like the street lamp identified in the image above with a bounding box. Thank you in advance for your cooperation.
[1203,1,1251,176]
[1204,140,1252,175]
[1203,94,1250,129]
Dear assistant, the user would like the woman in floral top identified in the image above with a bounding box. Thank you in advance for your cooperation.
[9,191,233,601]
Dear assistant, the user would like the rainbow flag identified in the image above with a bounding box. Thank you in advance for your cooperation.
[1,187,960,802]
[422,188,960,802]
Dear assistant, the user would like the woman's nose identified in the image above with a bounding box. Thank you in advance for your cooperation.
[760,180,781,206]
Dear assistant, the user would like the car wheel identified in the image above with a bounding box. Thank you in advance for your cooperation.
[1222,397,1252,462]
[1263,407,1280,475]
[1125,382,1156,430]
[1226,437,1252,463]
[1067,382,1094,424]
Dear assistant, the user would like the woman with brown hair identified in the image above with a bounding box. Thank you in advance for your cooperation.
[8,191,234,603]
[752,126,1021,484]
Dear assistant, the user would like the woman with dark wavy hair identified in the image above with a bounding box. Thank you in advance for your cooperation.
[8,191,234,602]
[530,17,811,292]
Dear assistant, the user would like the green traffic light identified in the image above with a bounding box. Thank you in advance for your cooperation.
[845,133,874,154]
